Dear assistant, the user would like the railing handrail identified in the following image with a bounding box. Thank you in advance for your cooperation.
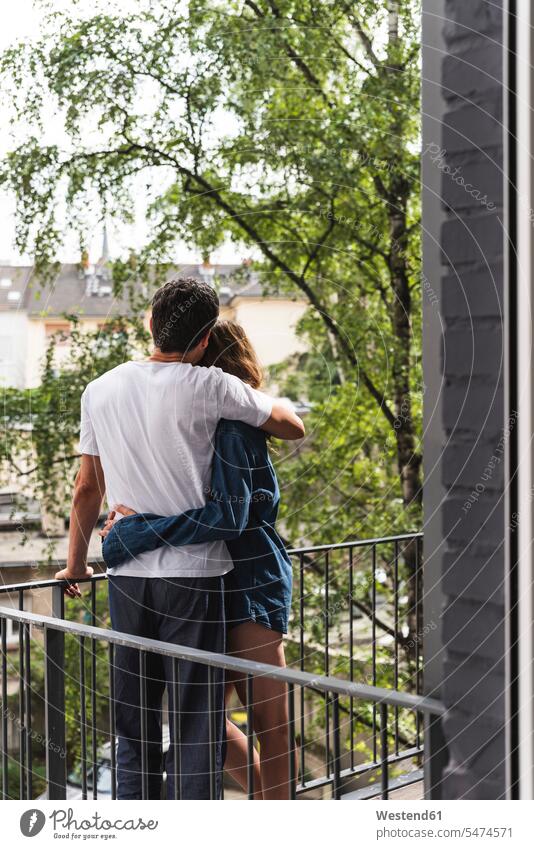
[0,603,443,716]
[0,531,423,595]
[0,571,108,594]
[287,531,423,556]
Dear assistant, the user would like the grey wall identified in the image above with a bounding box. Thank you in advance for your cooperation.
[421,0,448,800]
[422,0,507,799]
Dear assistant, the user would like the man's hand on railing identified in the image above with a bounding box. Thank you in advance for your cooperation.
[54,565,94,599]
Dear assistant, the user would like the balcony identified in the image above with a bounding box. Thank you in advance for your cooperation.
[0,532,443,800]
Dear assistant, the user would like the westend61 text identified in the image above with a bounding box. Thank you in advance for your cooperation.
[376,810,442,821]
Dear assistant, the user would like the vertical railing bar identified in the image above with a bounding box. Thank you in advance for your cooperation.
[208,665,217,800]
[349,546,354,771]
[18,590,25,800]
[171,657,181,800]
[246,674,254,799]
[415,535,422,749]
[139,650,148,801]
[108,643,116,800]
[24,623,32,800]
[1,618,7,800]
[324,551,330,776]
[372,544,377,762]
[394,540,399,756]
[90,580,96,625]
[299,554,305,669]
[44,600,67,800]
[90,583,97,800]
[299,552,306,785]
[324,554,330,676]
[380,701,389,800]
[55,585,65,621]
[45,587,67,800]
[288,683,296,800]
[332,693,341,800]
[79,636,87,800]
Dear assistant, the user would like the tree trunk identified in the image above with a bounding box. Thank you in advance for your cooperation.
[388,0,399,42]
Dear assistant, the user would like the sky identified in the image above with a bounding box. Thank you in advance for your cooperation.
[0,2,39,263]
[0,1,240,266]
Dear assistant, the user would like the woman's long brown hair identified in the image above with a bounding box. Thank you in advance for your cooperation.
[202,319,264,389]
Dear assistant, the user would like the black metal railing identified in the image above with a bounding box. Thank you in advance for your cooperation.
[0,531,432,800]
[0,602,441,801]
[289,532,424,793]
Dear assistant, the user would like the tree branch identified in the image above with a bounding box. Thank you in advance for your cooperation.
[300,200,337,279]
[243,0,334,107]
[17,454,81,477]
[66,136,396,429]
[343,6,381,67]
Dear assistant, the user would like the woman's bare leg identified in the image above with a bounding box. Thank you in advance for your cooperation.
[227,622,293,800]
[223,679,263,799]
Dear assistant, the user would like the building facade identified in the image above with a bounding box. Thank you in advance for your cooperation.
[0,258,307,389]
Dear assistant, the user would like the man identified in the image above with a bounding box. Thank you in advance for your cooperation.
[55,277,304,800]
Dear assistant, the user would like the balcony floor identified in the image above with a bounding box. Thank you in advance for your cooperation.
[222,780,424,801]
[389,780,424,800]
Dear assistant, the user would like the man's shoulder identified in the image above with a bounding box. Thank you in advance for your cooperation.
[192,363,228,386]
[189,364,246,399]
[83,362,133,396]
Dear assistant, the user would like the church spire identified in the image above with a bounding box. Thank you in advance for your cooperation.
[100,222,110,264]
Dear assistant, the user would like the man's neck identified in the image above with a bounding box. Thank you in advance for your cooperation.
[149,348,195,364]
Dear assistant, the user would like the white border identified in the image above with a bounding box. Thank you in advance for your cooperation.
[514,0,534,801]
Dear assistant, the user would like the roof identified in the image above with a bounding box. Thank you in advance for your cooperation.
[0,266,33,312]
[0,262,291,318]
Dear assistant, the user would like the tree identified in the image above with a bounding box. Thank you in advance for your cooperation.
[0,0,423,693]
[1,0,422,512]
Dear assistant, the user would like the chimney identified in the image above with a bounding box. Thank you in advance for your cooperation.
[199,255,215,283]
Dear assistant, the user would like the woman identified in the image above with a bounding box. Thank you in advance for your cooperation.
[100,320,295,800]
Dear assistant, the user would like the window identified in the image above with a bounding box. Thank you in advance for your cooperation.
[5,617,20,648]
[45,322,71,346]
[0,336,13,362]
[2,597,32,649]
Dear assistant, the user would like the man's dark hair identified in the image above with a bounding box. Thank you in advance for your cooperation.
[151,277,219,353]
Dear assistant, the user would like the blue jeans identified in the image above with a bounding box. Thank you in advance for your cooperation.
[108,575,225,800]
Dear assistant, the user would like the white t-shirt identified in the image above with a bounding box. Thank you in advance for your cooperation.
[79,360,273,577]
